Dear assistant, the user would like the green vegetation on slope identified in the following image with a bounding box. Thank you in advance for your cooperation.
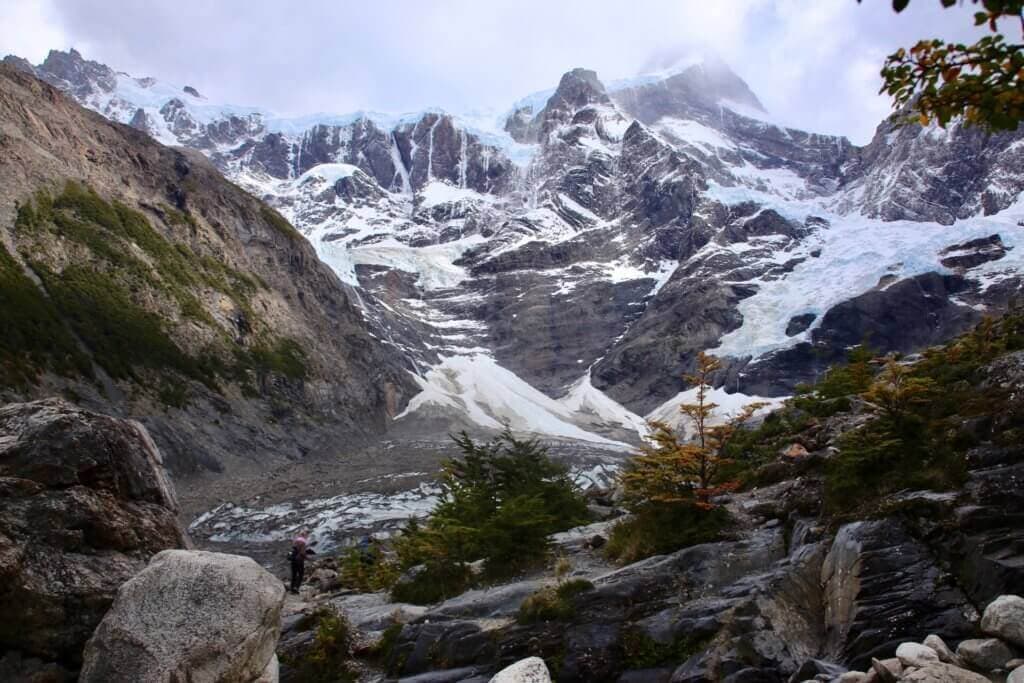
[724,313,1024,518]
[2,181,307,403]
[517,578,594,624]
[0,242,91,388]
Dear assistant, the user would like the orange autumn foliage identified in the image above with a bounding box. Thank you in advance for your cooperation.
[620,352,765,510]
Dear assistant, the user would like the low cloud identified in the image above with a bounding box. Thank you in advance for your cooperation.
[2,0,992,144]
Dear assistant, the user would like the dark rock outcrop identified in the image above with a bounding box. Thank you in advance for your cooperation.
[821,519,976,670]
[0,399,187,667]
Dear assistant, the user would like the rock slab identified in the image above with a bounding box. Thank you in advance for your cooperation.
[80,549,285,683]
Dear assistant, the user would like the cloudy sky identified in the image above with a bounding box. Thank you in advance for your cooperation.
[0,0,994,144]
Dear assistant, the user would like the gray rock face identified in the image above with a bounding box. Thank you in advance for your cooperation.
[821,519,975,669]
[940,234,1010,270]
[80,549,285,683]
[0,399,187,666]
[534,68,614,142]
[33,48,117,100]
[0,64,416,481]
[838,115,1024,224]
[737,272,983,396]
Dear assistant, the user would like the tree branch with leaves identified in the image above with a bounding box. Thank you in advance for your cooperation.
[864,0,1024,130]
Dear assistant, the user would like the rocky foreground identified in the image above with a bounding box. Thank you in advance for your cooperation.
[1,342,1023,682]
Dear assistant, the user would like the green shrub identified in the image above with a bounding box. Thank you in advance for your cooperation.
[605,504,732,565]
[391,430,589,602]
[260,205,302,240]
[819,316,1024,516]
[338,545,401,592]
[284,607,357,683]
[250,338,308,380]
[368,622,405,671]
[517,579,594,624]
[389,558,473,605]
[816,345,875,399]
[7,183,308,400]
[621,628,712,669]
[33,263,200,383]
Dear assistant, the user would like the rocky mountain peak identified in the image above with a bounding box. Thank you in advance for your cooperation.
[38,47,117,99]
[552,67,611,109]
[613,58,764,125]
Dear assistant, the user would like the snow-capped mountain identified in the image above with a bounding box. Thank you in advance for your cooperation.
[9,49,1024,445]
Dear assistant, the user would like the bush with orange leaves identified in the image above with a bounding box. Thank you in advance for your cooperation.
[607,352,764,563]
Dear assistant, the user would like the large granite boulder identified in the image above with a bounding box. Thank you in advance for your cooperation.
[981,595,1024,648]
[0,398,187,665]
[490,657,551,683]
[80,549,285,683]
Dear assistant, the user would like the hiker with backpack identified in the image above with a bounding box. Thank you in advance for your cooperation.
[287,530,316,594]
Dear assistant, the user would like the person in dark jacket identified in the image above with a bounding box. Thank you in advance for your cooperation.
[288,530,316,594]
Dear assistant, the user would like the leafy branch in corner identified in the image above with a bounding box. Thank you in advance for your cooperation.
[862,0,1024,130]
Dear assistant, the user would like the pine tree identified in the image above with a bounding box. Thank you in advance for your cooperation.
[862,357,935,430]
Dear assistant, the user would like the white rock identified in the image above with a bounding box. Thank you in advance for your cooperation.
[922,634,959,664]
[896,642,940,669]
[489,656,552,683]
[956,637,1017,671]
[982,595,1024,648]
[80,550,285,683]
[1007,663,1024,683]
[837,672,867,683]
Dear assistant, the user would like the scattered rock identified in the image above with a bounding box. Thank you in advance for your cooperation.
[490,657,551,683]
[870,657,901,683]
[900,662,990,682]
[956,637,1016,672]
[981,595,1024,648]
[80,550,285,683]
[782,443,810,458]
[836,672,867,683]
[788,658,846,681]
[896,642,940,669]
[922,634,959,665]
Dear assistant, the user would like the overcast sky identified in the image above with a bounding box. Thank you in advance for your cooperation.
[0,0,996,144]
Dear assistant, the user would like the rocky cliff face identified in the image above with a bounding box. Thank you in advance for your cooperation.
[0,63,415,480]
[6,49,1024,447]
[0,399,187,672]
